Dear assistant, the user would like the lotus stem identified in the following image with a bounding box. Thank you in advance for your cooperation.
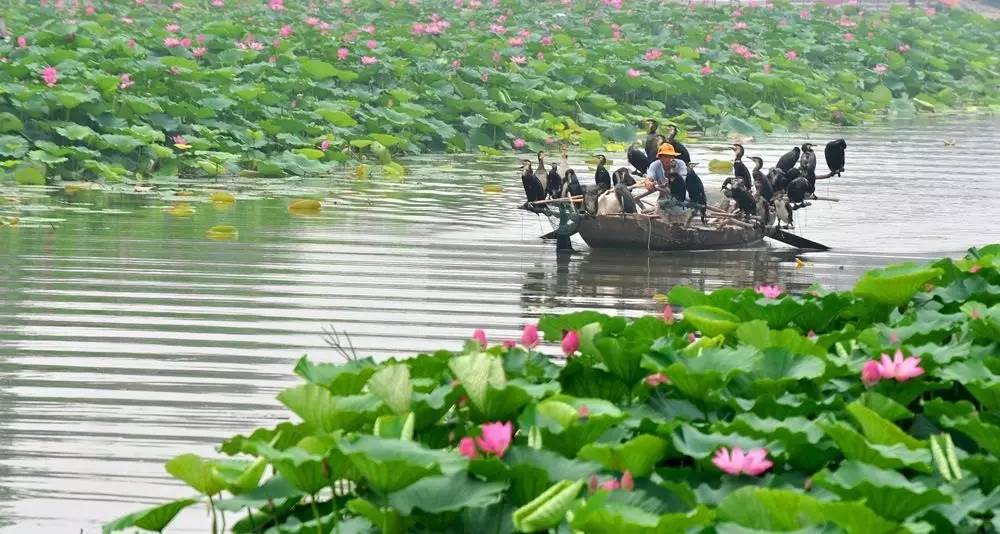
[311,495,322,534]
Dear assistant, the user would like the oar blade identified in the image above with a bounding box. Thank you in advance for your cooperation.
[767,228,830,251]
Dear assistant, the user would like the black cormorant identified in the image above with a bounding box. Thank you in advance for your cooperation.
[730,183,757,217]
[627,143,651,175]
[668,169,686,202]
[643,119,660,161]
[786,175,811,205]
[562,168,584,210]
[685,164,708,223]
[731,144,752,190]
[520,160,546,213]
[594,154,611,192]
[769,167,788,192]
[799,143,818,196]
[612,167,636,187]
[776,146,800,173]
[545,163,562,199]
[824,139,847,176]
[613,179,637,214]
[750,156,773,201]
[666,124,691,164]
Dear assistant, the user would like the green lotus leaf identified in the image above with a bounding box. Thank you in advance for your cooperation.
[846,402,924,450]
[367,363,412,415]
[13,165,45,185]
[571,495,661,534]
[213,476,303,512]
[682,306,741,337]
[374,412,415,441]
[317,109,358,127]
[293,355,376,394]
[277,384,382,433]
[717,487,898,533]
[388,472,507,516]
[577,434,669,477]
[813,461,951,520]
[0,135,30,158]
[165,453,228,496]
[448,352,507,412]
[819,419,932,472]
[103,497,199,534]
[337,435,459,494]
[853,262,943,306]
[0,112,24,133]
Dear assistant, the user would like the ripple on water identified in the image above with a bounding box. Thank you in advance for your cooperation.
[0,116,998,532]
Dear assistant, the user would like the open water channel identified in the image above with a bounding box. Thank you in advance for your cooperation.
[0,115,998,532]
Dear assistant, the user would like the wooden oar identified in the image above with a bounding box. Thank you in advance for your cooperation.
[527,196,583,206]
[767,227,830,251]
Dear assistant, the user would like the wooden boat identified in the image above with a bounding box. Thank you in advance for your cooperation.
[576,214,766,251]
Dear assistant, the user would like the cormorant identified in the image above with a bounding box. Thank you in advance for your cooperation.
[769,167,788,193]
[775,197,793,228]
[613,179,637,214]
[536,151,549,191]
[685,163,708,223]
[627,143,651,175]
[668,169,687,203]
[750,156,773,201]
[731,144,752,190]
[562,168,584,210]
[730,183,757,218]
[824,139,847,177]
[545,163,562,199]
[665,124,691,164]
[799,143,818,196]
[520,160,546,213]
[776,146,801,173]
[594,154,611,192]
[612,167,636,187]
[643,119,660,161]
[786,175,811,205]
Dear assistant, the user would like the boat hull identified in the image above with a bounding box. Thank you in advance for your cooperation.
[577,215,764,251]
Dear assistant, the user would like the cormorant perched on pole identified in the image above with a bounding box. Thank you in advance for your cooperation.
[731,144,752,190]
[594,154,611,192]
[776,146,801,173]
[665,124,691,164]
[799,143,818,195]
[520,160,546,212]
[750,156,773,201]
[562,168,584,210]
[685,163,708,223]
[729,182,757,218]
[643,119,660,161]
[545,162,562,199]
[824,139,847,177]
[786,175,811,205]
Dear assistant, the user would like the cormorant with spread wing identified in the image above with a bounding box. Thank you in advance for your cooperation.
[665,124,691,164]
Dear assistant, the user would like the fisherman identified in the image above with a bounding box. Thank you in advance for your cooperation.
[644,143,688,202]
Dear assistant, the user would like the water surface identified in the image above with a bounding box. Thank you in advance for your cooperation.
[0,116,998,532]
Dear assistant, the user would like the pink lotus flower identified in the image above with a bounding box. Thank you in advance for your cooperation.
[196,34,206,45]
[862,360,882,386]
[700,64,713,75]
[520,322,538,347]
[165,23,181,33]
[164,37,181,48]
[171,1,183,9]
[627,68,640,78]
[366,39,377,49]
[874,349,924,382]
[644,48,663,61]
[192,47,206,58]
[800,9,810,19]
[731,9,742,17]
[17,36,27,48]
[843,33,855,42]
[873,63,888,75]
[361,56,378,65]
[489,23,507,34]
[119,73,134,89]
[492,51,502,63]
[41,66,59,87]
[361,24,376,34]
[337,48,349,60]
[211,0,223,6]
[662,305,674,324]
[172,134,187,146]
[645,372,669,387]
[898,43,910,53]
[180,37,191,48]
[475,421,512,458]
[540,35,553,46]
[305,17,320,26]
[785,50,798,61]
[268,0,284,11]
[620,470,634,491]
[472,329,487,349]
[502,339,516,349]
[612,29,622,40]
[280,25,293,38]
[85,4,95,15]
[578,404,590,418]
[734,21,748,30]
[925,7,936,16]
[458,436,477,458]
[451,59,461,70]
[713,447,773,476]
[319,139,331,152]
[561,330,579,356]
[969,265,982,274]
[755,284,783,299]
[600,479,620,490]
[508,36,524,46]
[510,55,526,65]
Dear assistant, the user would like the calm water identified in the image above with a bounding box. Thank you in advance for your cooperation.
[1,116,998,532]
